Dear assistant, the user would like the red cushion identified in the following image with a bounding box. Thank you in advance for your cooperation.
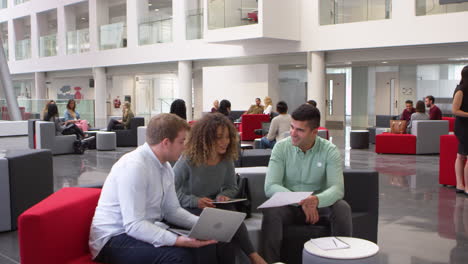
[18,187,102,264]
[442,117,455,132]
[439,134,459,186]
[240,114,270,141]
[375,133,416,154]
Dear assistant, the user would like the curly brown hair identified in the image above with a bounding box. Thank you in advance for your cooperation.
[184,113,239,166]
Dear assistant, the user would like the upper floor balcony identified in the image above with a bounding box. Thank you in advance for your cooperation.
[15,38,30,60]
[204,0,300,42]
[67,28,90,55]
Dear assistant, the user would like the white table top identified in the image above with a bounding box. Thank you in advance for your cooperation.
[351,130,370,133]
[304,237,379,260]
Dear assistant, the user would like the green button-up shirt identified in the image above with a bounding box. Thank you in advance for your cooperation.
[265,136,344,208]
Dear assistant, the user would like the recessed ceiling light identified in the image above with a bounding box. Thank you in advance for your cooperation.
[81,17,86,20]
[148,3,152,6]
[382,61,388,64]
[155,8,159,11]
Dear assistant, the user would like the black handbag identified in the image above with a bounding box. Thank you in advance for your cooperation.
[234,173,252,218]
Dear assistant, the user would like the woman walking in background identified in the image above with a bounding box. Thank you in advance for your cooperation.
[453,66,468,195]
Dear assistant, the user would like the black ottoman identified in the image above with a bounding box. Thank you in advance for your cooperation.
[0,149,53,231]
[351,130,369,149]
[238,149,272,167]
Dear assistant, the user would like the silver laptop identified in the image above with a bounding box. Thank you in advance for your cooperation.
[169,208,246,242]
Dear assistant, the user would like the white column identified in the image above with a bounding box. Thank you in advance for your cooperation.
[30,13,39,59]
[34,72,47,99]
[126,0,138,48]
[57,5,66,56]
[178,60,192,121]
[307,51,326,127]
[173,0,186,42]
[93,67,107,128]
[7,20,15,61]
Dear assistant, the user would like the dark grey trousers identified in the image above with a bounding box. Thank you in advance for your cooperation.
[261,199,352,263]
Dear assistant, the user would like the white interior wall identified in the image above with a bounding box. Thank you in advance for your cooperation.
[202,64,270,111]
[193,68,203,118]
[109,75,134,116]
[351,67,368,127]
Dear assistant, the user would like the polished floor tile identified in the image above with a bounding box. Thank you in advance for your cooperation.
[1,130,467,264]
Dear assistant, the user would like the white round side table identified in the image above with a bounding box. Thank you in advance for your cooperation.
[302,237,380,264]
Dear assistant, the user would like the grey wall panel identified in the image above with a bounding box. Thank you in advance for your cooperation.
[0,158,11,231]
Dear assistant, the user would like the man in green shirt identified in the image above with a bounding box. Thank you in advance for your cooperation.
[261,104,352,263]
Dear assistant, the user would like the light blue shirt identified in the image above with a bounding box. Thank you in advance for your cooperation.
[89,143,198,258]
[63,109,80,121]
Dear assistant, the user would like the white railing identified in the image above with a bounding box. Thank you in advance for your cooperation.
[100,22,127,50]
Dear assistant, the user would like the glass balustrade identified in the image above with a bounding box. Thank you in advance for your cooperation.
[0,99,95,126]
[15,39,31,60]
[187,8,203,40]
[67,28,90,54]
[100,22,127,50]
[320,0,392,25]
[14,0,29,5]
[208,0,258,30]
[39,33,57,57]
[416,0,468,16]
[1,0,7,9]
[138,15,172,45]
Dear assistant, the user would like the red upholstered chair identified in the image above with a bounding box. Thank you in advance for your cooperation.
[18,187,103,264]
[375,133,417,154]
[318,127,329,140]
[439,134,463,187]
[442,117,455,132]
[240,114,270,141]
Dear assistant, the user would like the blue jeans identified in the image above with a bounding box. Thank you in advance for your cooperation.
[260,137,276,149]
[95,233,195,264]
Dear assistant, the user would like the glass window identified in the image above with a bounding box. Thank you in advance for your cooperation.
[320,0,392,25]
[208,0,258,30]
[416,0,468,16]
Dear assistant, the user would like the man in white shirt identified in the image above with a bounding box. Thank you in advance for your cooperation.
[260,101,291,149]
[89,113,216,264]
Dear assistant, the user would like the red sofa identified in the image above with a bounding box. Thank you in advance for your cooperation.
[375,133,417,154]
[240,114,270,141]
[18,187,102,264]
[439,134,466,187]
[442,117,455,132]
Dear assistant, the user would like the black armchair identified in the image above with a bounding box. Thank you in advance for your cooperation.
[115,117,145,147]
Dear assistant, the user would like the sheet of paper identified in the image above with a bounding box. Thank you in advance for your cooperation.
[257,192,312,209]
[310,237,350,250]
[212,198,248,204]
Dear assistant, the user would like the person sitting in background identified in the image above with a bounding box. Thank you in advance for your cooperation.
[64,99,89,131]
[211,100,219,113]
[245,98,264,115]
[170,99,187,120]
[406,100,429,133]
[307,100,317,107]
[400,100,416,122]
[425,95,442,120]
[263,97,273,115]
[174,113,266,264]
[107,102,134,131]
[260,101,291,149]
[41,100,55,120]
[218,99,235,123]
[44,103,85,140]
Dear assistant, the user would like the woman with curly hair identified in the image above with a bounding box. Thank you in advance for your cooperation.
[174,113,266,264]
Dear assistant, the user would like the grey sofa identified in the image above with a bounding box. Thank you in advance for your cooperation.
[0,149,53,231]
[410,120,449,154]
[34,121,76,155]
[236,168,379,264]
